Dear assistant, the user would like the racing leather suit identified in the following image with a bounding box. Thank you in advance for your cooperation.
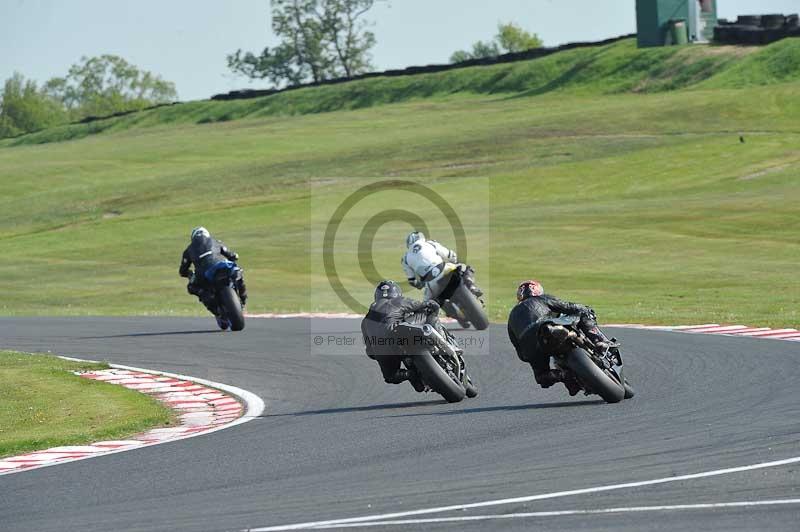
[361,296,442,385]
[401,240,459,300]
[507,294,604,387]
[179,235,247,313]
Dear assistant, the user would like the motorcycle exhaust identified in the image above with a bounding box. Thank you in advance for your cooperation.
[421,324,459,359]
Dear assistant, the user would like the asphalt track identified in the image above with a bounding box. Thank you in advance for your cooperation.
[0,317,798,532]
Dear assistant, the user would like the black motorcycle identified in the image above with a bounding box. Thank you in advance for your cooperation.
[395,321,478,403]
[538,315,634,403]
[206,262,246,331]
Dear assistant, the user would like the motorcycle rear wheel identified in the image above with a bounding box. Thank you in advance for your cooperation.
[219,285,245,332]
[565,348,624,403]
[452,284,489,331]
[411,352,466,403]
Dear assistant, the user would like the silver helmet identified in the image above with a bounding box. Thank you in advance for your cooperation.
[191,227,210,240]
[406,231,426,248]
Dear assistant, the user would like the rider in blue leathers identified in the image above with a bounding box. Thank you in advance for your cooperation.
[179,227,248,317]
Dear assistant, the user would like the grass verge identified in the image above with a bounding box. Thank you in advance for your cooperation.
[0,351,175,459]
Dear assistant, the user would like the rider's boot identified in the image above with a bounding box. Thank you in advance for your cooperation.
[237,279,248,307]
[199,292,218,316]
[535,369,564,389]
[462,266,483,298]
[562,373,582,396]
[385,369,425,392]
[407,368,426,393]
[536,369,581,396]
[216,316,231,331]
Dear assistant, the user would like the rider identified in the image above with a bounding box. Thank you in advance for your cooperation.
[401,231,482,305]
[179,227,248,318]
[360,280,441,391]
[507,280,609,395]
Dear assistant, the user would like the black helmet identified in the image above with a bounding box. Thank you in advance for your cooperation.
[374,280,402,301]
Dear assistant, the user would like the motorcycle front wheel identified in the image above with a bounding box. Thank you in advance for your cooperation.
[218,285,245,331]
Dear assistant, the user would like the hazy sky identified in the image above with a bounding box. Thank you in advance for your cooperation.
[2,0,798,101]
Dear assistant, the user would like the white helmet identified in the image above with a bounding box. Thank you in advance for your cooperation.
[406,231,426,248]
[191,227,210,240]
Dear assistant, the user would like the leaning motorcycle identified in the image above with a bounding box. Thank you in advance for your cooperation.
[395,321,478,403]
[537,315,634,404]
[434,264,489,331]
[204,261,246,332]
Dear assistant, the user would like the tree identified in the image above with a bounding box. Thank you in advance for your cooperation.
[228,0,383,87]
[0,73,66,138]
[44,55,177,118]
[497,22,543,53]
[450,22,543,63]
[322,0,378,77]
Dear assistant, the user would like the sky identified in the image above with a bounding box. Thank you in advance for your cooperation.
[2,0,798,101]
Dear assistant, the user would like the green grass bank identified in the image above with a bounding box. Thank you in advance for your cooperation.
[0,352,174,458]
[0,38,798,326]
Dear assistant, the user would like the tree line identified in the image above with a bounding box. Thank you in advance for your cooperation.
[0,56,177,138]
[227,0,385,87]
[228,1,542,85]
[2,0,543,138]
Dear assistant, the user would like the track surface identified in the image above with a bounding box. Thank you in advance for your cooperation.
[0,317,798,532]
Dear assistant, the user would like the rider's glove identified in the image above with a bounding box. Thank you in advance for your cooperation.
[424,300,441,314]
[230,252,239,261]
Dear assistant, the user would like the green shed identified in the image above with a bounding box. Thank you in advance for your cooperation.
[636,0,718,47]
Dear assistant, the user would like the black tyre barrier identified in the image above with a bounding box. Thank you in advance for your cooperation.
[737,15,762,26]
[762,14,788,29]
[209,33,636,102]
[714,17,800,45]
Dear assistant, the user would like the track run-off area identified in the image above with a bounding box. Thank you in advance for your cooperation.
[0,317,798,532]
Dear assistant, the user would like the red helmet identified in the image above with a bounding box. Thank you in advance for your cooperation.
[517,280,544,301]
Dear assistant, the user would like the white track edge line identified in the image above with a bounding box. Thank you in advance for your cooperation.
[246,456,800,531]
[0,356,265,476]
[308,499,800,528]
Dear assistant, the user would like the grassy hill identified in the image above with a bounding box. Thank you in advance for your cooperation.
[1,38,798,326]
[5,38,800,148]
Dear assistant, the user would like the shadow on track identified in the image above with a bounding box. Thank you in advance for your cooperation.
[261,399,603,420]
[381,400,604,418]
[79,330,221,339]
[261,400,448,418]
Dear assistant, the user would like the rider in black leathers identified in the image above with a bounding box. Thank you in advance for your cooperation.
[507,280,608,394]
[361,280,441,391]
[179,227,247,314]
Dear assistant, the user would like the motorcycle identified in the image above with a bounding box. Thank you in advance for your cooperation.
[537,315,634,404]
[395,321,478,403]
[204,261,246,331]
[433,264,489,331]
